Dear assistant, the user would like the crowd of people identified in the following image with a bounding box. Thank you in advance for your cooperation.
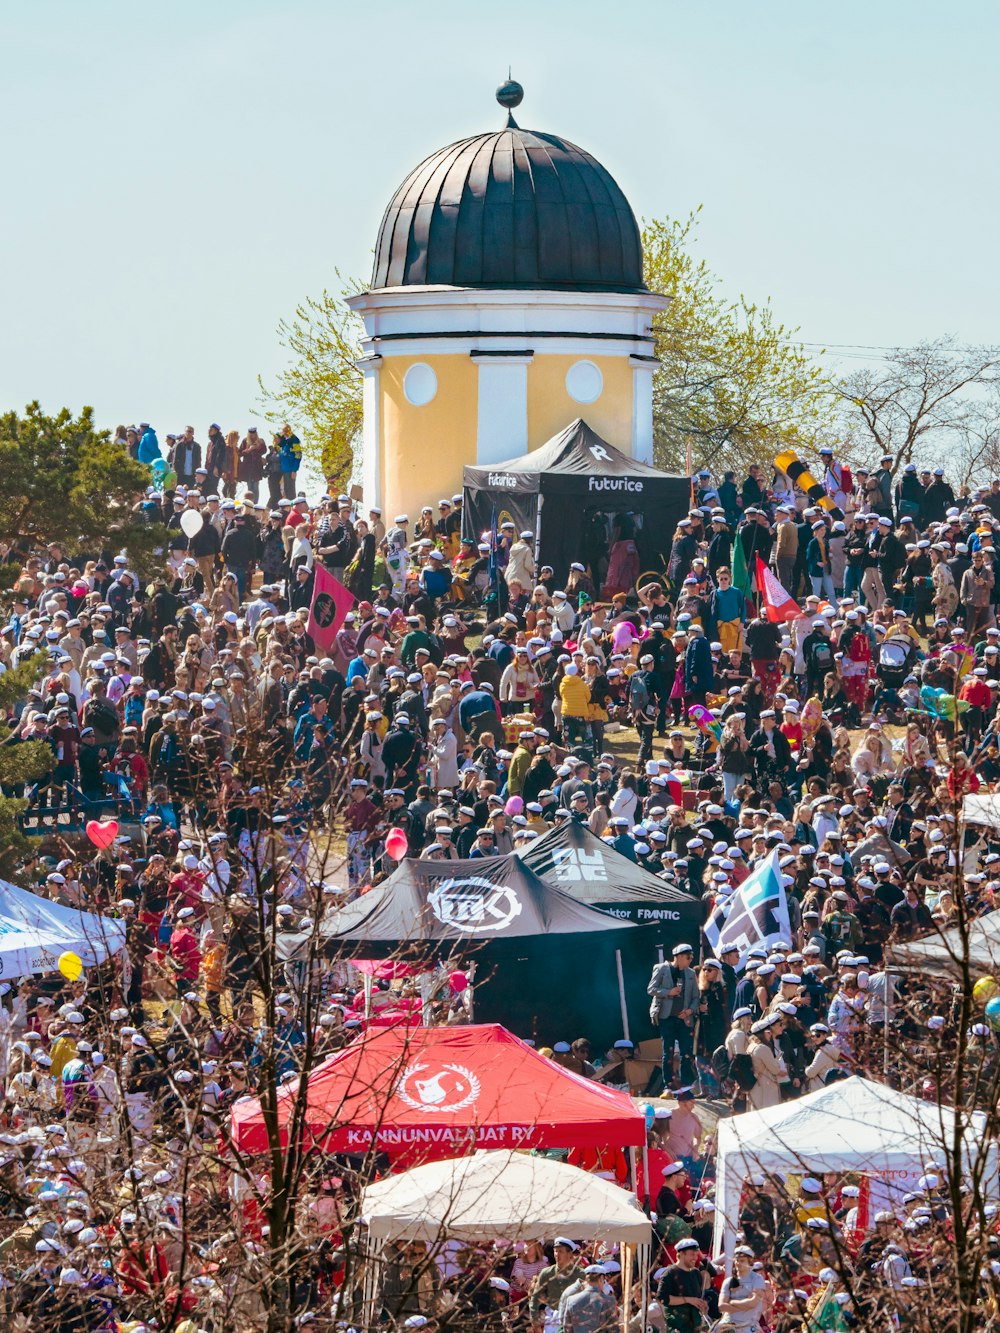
[0,425,999,1331]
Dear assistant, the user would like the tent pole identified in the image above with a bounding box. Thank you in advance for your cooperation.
[615,949,630,1042]
[641,1143,650,1211]
[419,972,434,1026]
[638,1241,650,1333]
[621,1243,632,1333]
[883,968,895,1082]
[361,1230,378,1330]
[362,970,373,1020]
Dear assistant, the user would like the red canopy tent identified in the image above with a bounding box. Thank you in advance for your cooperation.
[230,1024,645,1158]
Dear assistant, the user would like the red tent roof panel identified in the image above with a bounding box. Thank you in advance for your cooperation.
[230,1024,644,1157]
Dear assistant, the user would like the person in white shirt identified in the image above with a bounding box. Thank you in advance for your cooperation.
[718,1246,767,1330]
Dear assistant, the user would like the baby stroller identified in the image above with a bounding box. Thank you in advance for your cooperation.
[876,634,919,689]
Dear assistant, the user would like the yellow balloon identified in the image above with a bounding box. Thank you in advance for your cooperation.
[57,951,83,982]
[974,976,999,1007]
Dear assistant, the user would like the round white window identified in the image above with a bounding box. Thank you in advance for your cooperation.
[565,359,603,404]
[403,362,438,406]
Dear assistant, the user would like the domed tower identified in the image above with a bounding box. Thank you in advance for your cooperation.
[348,82,668,518]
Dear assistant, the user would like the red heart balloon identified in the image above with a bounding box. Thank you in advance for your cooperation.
[86,819,119,850]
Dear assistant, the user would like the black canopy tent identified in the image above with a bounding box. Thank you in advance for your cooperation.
[519,821,703,940]
[278,853,662,1050]
[463,419,691,585]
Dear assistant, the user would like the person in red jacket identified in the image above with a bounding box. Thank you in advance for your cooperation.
[959,667,993,745]
[168,906,202,998]
[947,751,981,800]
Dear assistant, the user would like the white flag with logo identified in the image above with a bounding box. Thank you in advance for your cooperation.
[704,850,791,965]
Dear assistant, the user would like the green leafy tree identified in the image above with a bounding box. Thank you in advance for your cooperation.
[0,653,53,878]
[0,403,168,581]
[256,271,364,487]
[643,210,835,475]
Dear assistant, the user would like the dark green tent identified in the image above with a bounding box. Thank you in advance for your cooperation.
[519,820,703,942]
[278,852,662,1052]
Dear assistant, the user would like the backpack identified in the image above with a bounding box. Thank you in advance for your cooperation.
[711,1044,732,1083]
[86,699,119,735]
[628,672,650,712]
[731,1052,757,1091]
[811,639,833,671]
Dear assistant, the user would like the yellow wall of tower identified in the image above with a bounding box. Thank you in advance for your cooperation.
[527,354,633,453]
[380,355,478,517]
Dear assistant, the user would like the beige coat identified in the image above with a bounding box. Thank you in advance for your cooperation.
[805,1041,842,1092]
[748,1037,786,1110]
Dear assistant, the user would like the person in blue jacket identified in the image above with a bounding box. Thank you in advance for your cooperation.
[279,423,302,499]
[137,423,161,465]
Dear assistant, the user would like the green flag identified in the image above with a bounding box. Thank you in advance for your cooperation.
[732,531,754,599]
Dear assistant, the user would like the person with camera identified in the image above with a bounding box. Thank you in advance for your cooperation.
[717,1245,768,1332]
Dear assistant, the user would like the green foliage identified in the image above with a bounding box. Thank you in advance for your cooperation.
[256,272,364,487]
[0,653,53,878]
[642,211,835,476]
[0,402,166,577]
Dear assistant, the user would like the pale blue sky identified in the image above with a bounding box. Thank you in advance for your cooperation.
[2,0,997,438]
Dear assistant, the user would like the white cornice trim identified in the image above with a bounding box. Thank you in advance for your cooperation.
[470,352,535,365]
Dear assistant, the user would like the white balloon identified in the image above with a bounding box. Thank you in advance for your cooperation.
[180,509,204,538]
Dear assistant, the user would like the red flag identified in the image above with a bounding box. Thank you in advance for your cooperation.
[307,564,355,653]
[857,1173,871,1232]
[755,555,800,623]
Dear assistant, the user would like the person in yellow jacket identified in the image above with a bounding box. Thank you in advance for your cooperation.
[558,664,591,747]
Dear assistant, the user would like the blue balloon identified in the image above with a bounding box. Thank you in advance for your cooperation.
[985,997,1000,1031]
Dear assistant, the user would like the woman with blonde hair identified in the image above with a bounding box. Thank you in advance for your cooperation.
[931,544,958,620]
[289,523,313,575]
[718,712,750,803]
[209,572,240,620]
[901,718,933,771]
[851,726,895,789]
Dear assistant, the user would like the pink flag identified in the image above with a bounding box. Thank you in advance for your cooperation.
[307,565,355,653]
[755,556,800,624]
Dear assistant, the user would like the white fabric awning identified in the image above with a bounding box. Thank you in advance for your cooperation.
[885,908,1000,977]
[0,879,125,977]
[962,793,1000,832]
[360,1149,651,1244]
[711,1077,995,1261]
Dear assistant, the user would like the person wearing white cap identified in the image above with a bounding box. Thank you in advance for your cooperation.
[718,1244,766,1330]
[505,528,536,591]
[529,1238,583,1326]
[746,1014,787,1110]
[560,1262,617,1333]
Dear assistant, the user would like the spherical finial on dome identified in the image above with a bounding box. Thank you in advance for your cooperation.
[496,77,524,111]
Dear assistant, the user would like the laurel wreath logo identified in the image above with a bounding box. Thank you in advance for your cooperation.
[396,1062,482,1114]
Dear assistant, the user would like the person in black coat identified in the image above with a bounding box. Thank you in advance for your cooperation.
[348,522,377,601]
[289,566,315,612]
[748,711,792,783]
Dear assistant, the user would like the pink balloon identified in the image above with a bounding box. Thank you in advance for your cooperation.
[449,970,469,994]
[504,796,524,817]
[385,828,409,860]
[86,819,119,850]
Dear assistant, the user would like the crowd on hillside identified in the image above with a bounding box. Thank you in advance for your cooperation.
[0,424,999,1329]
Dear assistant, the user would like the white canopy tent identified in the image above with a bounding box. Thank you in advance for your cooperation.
[961,793,1000,833]
[886,908,1000,978]
[0,879,126,976]
[360,1149,652,1244]
[712,1076,995,1262]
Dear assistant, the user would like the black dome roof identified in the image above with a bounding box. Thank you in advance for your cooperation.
[371,122,646,293]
